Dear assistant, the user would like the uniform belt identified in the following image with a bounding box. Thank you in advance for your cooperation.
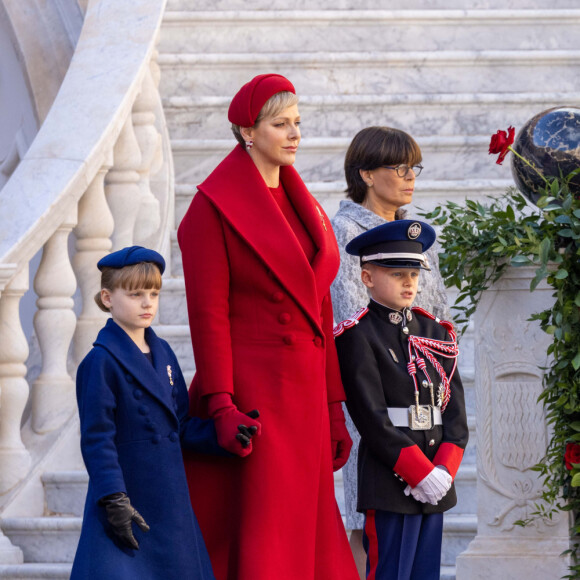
[387,406,442,427]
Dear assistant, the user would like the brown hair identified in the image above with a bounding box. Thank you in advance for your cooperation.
[231,91,299,147]
[344,127,422,204]
[94,262,162,313]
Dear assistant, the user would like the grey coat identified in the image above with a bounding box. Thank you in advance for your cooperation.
[330,199,451,529]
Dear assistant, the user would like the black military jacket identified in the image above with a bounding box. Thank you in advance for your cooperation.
[335,299,468,515]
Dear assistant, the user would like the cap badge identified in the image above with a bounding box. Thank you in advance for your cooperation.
[407,222,422,240]
[389,312,403,325]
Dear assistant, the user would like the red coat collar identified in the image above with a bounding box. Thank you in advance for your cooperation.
[197,145,338,326]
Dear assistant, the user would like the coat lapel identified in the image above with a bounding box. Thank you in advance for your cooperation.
[95,319,176,418]
[198,146,339,330]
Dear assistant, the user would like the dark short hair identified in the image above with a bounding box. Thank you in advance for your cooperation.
[344,127,422,204]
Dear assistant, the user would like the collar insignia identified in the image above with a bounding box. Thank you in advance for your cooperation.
[389,311,403,325]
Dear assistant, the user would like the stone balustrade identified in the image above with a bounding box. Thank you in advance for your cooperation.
[0,0,171,562]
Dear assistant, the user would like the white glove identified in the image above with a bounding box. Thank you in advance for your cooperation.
[404,484,430,504]
[408,466,452,505]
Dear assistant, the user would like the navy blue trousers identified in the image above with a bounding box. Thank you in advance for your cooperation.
[362,510,443,580]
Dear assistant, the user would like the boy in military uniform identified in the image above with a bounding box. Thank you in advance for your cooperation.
[334,220,468,580]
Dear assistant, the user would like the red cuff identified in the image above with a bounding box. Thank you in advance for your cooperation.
[393,445,434,488]
[433,442,464,479]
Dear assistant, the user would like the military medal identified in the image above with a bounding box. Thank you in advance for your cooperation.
[437,384,445,408]
[167,365,174,386]
[388,348,399,363]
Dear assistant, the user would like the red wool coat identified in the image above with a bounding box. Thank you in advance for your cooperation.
[178,145,358,580]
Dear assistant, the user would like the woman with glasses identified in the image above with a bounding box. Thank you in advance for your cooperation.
[330,126,451,578]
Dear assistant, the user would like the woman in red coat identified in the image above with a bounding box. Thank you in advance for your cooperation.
[178,74,358,580]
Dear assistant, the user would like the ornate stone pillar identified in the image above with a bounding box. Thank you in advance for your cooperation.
[31,207,78,434]
[456,266,570,579]
[0,266,32,493]
[72,158,114,367]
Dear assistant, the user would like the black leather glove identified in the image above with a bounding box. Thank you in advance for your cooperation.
[235,409,260,449]
[100,492,150,550]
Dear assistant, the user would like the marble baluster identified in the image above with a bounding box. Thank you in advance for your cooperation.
[0,266,32,494]
[31,208,78,434]
[105,113,142,251]
[133,66,162,246]
[72,156,114,367]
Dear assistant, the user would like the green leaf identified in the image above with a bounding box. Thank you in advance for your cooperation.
[555,269,569,280]
[572,352,580,371]
[539,237,552,265]
[571,472,580,487]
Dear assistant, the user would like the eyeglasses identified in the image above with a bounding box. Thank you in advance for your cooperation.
[380,164,423,178]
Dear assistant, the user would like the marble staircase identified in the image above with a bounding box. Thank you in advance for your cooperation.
[154,2,580,579]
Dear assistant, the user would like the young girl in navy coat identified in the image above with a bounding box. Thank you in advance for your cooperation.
[71,246,256,580]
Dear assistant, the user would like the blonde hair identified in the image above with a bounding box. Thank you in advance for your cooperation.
[94,262,162,313]
[231,91,299,147]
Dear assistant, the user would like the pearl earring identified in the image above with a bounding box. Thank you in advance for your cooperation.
[246,140,254,150]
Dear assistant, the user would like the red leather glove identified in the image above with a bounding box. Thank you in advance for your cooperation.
[328,401,352,471]
[206,393,261,457]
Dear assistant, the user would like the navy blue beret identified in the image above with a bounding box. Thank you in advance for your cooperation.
[97,246,165,274]
[345,220,435,270]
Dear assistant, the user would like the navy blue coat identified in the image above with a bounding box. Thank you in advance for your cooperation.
[71,318,220,579]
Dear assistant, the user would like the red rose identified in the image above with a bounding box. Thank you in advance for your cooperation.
[564,442,580,470]
[489,126,515,165]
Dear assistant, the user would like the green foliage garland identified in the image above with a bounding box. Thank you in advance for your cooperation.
[420,172,580,577]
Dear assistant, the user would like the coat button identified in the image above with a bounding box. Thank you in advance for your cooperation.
[152,434,161,444]
[145,419,157,431]
[271,291,284,303]
[429,439,435,447]
[313,336,323,347]
[278,312,292,325]
[169,432,179,443]
[283,334,295,345]
[138,405,150,416]
[133,389,143,400]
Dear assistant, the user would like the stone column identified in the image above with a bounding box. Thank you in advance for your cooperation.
[456,266,570,579]
[105,114,142,251]
[31,208,78,434]
[0,266,32,494]
[72,158,114,367]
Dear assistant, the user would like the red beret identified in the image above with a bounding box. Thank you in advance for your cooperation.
[228,74,296,127]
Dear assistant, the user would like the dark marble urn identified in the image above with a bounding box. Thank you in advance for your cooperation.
[511,106,580,205]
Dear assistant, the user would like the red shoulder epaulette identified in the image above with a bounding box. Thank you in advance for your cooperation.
[411,306,456,340]
[333,307,369,338]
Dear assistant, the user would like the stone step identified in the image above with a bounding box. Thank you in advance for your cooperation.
[441,514,477,567]
[441,566,456,580]
[160,10,580,54]
[157,50,580,98]
[0,518,81,564]
[451,464,478,515]
[42,472,88,518]
[166,0,580,11]
[173,179,512,231]
[0,564,72,579]
[162,91,580,140]
[170,136,514,185]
